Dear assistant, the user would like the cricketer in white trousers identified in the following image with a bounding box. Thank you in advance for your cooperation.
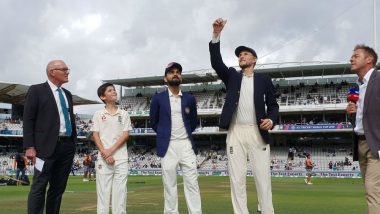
[161,138,202,214]
[227,124,274,214]
[96,158,128,214]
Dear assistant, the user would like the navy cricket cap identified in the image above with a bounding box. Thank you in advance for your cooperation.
[235,46,257,58]
[165,62,182,76]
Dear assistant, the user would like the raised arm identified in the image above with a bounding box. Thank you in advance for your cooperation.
[209,18,231,85]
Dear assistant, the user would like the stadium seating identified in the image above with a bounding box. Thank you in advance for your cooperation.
[275,82,356,106]
[0,80,361,177]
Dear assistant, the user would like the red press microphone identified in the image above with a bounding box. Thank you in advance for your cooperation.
[347,88,359,123]
[347,88,359,103]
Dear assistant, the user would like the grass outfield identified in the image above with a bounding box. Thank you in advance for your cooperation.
[0,176,366,213]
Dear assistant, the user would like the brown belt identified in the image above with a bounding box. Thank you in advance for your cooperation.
[357,135,366,141]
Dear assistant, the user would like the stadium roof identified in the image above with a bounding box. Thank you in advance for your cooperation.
[104,61,378,87]
[0,82,100,106]
[105,72,219,87]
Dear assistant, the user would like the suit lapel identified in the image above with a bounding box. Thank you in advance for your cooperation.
[254,73,260,110]
[181,93,186,118]
[364,70,378,114]
[164,90,171,116]
[43,82,59,116]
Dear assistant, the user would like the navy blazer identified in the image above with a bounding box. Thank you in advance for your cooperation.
[209,41,279,144]
[149,90,198,157]
[23,82,77,158]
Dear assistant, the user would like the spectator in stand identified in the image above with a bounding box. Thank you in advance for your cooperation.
[287,147,295,163]
[150,62,201,213]
[346,44,380,213]
[23,60,77,213]
[305,154,314,185]
[210,18,279,214]
[328,161,333,170]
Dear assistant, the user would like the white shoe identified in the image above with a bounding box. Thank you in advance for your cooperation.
[83,178,89,182]
[307,182,313,185]
[304,179,308,184]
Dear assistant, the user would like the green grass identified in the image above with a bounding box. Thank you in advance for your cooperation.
[0,176,366,213]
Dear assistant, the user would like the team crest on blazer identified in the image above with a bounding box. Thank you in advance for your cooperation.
[185,107,190,114]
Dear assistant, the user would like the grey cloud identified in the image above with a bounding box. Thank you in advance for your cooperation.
[0,0,378,114]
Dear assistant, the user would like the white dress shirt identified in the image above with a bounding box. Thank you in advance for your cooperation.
[354,68,375,135]
[232,75,257,125]
[168,89,188,141]
[47,80,71,134]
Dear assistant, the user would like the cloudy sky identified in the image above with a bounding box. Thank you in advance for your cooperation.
[1,0,378,114]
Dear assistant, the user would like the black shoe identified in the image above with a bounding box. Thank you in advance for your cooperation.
[256,211,262,214]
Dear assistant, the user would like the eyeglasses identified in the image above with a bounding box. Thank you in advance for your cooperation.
[51,68,70,73]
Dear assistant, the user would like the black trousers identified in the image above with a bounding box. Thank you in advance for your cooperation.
[28,138,75,214]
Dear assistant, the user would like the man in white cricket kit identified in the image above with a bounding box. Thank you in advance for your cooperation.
[92,83,133,214]
[150,62,202,214]
[209,18,279,214]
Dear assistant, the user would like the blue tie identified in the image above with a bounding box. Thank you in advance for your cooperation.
[57,88,72,136]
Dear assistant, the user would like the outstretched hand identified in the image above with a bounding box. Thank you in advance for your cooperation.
[213,18,227,36]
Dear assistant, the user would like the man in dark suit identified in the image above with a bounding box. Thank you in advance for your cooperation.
[346,45,380,214]
[209,18,279,214]
[23,59,77,214]
[150,62,202,214]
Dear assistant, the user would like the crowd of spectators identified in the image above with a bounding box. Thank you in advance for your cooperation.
[0,114,93,136]
[275,80,354,106]
[0,144,360,179]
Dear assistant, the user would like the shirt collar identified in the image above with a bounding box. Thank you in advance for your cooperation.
[102,107,121,116]
[242,72,254,78]
[47,80,59,91]
[168,88,182,97]
[357,68,374,85]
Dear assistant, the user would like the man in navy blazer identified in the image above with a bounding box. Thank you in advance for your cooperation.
[150,62,202,214]
[346,44,380,214]
[209,18,279,214]
[23,60,77,214]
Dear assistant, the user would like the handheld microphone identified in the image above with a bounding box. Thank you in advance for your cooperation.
[347,88,359,103]
[347,88,358,124]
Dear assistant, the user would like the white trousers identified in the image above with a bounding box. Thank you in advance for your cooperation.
[96,158,128,214]
[226,124,274,214]
[161,138,202,214]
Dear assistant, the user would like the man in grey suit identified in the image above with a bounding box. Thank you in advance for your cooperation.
[346,44,380,214]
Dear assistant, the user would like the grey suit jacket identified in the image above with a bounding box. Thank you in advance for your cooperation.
[354,69,380,160]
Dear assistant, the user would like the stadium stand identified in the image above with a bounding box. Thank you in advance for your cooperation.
[3,62,378,178]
